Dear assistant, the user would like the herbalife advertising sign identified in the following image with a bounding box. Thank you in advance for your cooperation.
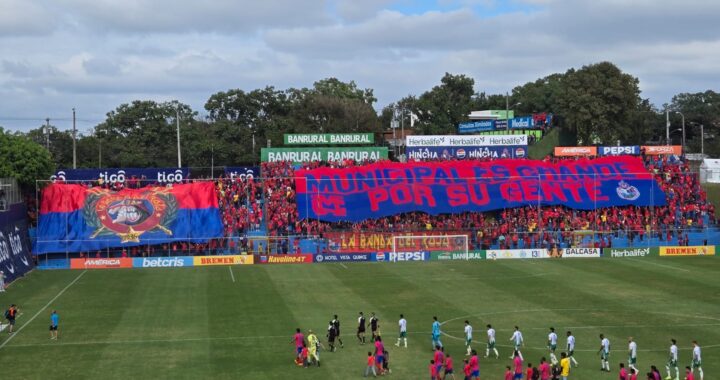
[261,147,388,163]
[284,133,375,145]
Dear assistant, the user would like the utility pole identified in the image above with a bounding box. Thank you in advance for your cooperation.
[665,110,670,144]
[45,118,50,150]
[176,104,182,168]
[505,92,510,130]
[72,108,77,169]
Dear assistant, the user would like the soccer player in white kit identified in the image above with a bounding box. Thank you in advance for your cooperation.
[395,314,407,348]
[509,326,524,360]
[691,340,703,380]
[627,337,638,374]
[598,334,610,372]
[548,327,558,364]
[485,324,499,358]
[566,331,579,367]
[464,320,473,356]
[666,338,679,380]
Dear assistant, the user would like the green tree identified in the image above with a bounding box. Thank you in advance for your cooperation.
[556,62,641,144]
[0,127,55,187]
[414,73,475,135]
[24,124,74,168]
[670,90,720,155]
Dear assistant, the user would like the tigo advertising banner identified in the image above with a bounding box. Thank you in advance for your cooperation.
[642,146,682,156]
[486,249,549,259]
[659,246,715,256]
[375,252,429,262]
[50,168,189,184]
[193,255,254,266]
[431,251,485,260]
[223,167,259,181]
[0,204,34,284]
[605,247,656,258]
[599,146,641,156]
[284,133,374,145]
[554,146,598,157]
[406,135,527,147]
[257,254,313,264]
[561,248,601,258]
[133,256,194,268]
[407,146,526,161]
[35,182,223,254]
[295,157,665,222]
[314,253,375,263]
[70,258,133,269]
[261,147,388,163]
[324,232,469,253]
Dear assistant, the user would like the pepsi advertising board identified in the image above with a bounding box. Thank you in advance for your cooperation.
[599,146,641,156]
[406,146,527,161]
[50,168,190,184]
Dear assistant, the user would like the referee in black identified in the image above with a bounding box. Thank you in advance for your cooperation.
[332,314,344,348]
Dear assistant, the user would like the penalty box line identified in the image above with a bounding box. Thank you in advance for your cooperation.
[0,270,87,350]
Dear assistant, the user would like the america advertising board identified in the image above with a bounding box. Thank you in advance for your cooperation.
[554,146,598,157]
[486,249,549,259]
[70,258,133,269]
[659,246,715,256]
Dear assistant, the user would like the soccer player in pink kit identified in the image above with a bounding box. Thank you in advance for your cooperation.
[374,336,385,375]
[468,350,480,380]
[433,345,445,376]
[291,328,304,364]
[619,363,628,380]
[513,350,524,379]
[539,357,551,380]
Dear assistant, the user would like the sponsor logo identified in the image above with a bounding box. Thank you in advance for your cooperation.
[456,149,466,159]
[376,252,385,262]
[193,255,254,266]
[387,252,428,262]
[515,147,526,158]
[659,246,715,256]
[616,180,640,201]
[435,251,484,260]
[486,249,549,259]
[642,145,682,156]
[554,146,597,157]
[314,254,374,263]
[562,248,600,258]
[609,248,650,257]
[71,258,133,269]
[136,257,190,268]
[601,146,639,156]
[264,254,313,264]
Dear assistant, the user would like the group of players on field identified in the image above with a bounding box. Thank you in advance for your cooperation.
[291,314,705,380]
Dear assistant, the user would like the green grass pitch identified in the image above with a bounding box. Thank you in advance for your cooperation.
[0,257,718,379]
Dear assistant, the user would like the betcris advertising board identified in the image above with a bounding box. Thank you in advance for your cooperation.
[599,146,640,156]
[133,256,194,268]
[375,251,429,262]
[314,253,376,263]
[50,168,190,184]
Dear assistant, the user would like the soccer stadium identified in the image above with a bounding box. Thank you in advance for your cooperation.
[1,2,720,380]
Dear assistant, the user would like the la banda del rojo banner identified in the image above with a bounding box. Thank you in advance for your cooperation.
[295,156,667,222]
[35,182,223,253]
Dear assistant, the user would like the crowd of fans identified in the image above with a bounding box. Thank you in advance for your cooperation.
[32,151,717,256]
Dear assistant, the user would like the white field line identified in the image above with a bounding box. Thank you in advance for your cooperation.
[228,267,236,283]
[0,270,87,350]
[339,263,348,269]
[627,258,691,272]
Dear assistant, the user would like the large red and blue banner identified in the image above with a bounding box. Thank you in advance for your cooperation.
[35,182,223,254]
[295,157,666,222]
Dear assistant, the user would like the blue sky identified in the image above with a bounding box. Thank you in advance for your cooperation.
[0,0,718,133]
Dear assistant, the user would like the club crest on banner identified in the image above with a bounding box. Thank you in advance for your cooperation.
[84,188,178,243]
[616,180,640,201]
